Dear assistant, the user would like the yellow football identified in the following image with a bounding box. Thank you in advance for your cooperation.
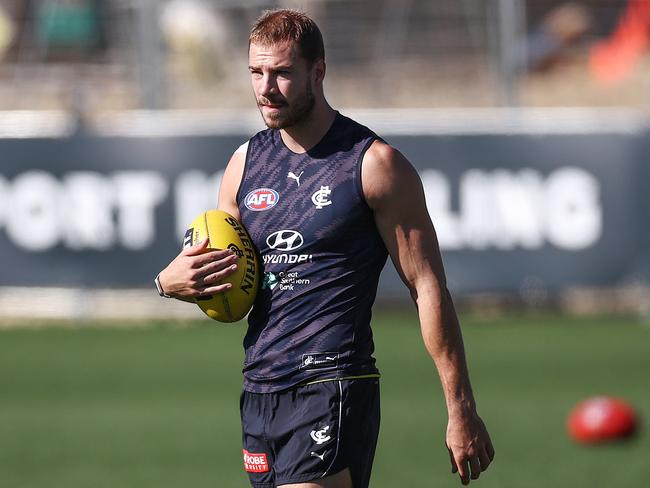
[184,209,260,322]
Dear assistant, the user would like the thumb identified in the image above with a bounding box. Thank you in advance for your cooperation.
[446,444,458,474]
[183,237,209,255]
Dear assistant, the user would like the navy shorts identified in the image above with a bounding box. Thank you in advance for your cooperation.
[240,378,380,488]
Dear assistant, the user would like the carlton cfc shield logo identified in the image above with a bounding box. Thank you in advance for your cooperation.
[266,230,303,251]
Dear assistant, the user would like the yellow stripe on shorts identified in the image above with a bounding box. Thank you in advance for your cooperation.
[302,374,381,386]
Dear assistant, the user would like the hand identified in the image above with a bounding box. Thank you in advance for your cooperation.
[158,239,239,300]
[446,410,495,485]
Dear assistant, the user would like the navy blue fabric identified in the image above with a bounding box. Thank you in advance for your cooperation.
[237,112,388,393]
[240,378,380,488]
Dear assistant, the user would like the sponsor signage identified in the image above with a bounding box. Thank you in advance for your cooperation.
[243,450,270,473]
[266,230,303,251]
[244,188,279,211]
[0,131,646,295]
[301,353,339,370]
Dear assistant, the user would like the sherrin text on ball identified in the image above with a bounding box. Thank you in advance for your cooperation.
[184,209,260,322]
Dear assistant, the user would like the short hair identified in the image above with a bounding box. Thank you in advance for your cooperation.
[249,9,325,64]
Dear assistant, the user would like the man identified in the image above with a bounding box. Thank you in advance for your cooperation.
[157,9,494,488]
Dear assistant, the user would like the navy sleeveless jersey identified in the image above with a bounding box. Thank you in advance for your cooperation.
[237,112,388,393]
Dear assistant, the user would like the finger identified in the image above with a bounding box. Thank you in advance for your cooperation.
[198,254,239,275]
[447,445,458,474]
[200,282,233,295]
[201,264,238,285]
[478,448,492,472]
[456,458,470,485]
[183,238,209,255]
[469,455,481,480]
[485,437,495,461]
[193,248,235,267]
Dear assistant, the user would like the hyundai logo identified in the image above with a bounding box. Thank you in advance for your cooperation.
[266,230,304,251]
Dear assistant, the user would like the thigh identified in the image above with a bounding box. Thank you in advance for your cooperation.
[335,379,381,488]
[274,379,380,487]
[278,467,353,488]
[240,379,380,488]
[241,390,275,488]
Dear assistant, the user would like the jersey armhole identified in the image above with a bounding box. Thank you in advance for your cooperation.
[234,140,252,206]
[355,136,382,212]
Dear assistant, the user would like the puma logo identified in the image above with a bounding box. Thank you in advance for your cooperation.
[310,451,325,461]
[288,171,304,186]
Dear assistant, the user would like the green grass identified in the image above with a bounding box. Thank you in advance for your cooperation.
[0,313,649,487]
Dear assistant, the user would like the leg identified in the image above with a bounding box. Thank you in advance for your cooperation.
[275,379,380,488]
[278,467,353,488]
[243,379,380,488]
[241,390,276,487]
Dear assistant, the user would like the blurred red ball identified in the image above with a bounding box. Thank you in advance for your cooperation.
[567,396,638,444]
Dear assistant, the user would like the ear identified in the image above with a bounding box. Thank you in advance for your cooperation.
[312,59,326,84]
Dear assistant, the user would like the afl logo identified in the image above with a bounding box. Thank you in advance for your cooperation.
[266,230,304,251]
[245,188,279,211]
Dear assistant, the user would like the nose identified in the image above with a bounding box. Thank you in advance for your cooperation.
[259,73,278,98]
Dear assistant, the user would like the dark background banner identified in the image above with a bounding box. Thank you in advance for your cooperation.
[0,132,646,297]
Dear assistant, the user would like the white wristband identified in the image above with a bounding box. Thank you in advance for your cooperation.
[154,274,172,298]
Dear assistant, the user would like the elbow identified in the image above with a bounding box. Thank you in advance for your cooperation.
[410,276,445,309]
[408,286,419,306]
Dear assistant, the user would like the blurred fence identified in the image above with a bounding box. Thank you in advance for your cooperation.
[0,0,649,319]
[1,107,649,319]
[0,0,648,111]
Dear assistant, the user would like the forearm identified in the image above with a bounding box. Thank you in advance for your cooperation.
[415,283,495,483]
[156,242,238,302]
[414,283,476,416]
[158,268,195,303]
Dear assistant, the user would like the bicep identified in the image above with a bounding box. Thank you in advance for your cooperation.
[365,145,447,294]
[217,146,246,219]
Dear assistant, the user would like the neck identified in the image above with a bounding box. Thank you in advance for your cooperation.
[280,99,336,153]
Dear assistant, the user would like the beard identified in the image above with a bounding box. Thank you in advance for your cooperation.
[257,81,315,130]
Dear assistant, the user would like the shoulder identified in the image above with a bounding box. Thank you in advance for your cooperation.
[361,139,421,210]
[217,141,249,217]
[225,126,276,186]
[225,141,248,179]
[247,127,276,153]
[234,140,249,156]
[336,112,378,143]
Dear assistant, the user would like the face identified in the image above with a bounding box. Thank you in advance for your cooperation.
[249,41,319,129]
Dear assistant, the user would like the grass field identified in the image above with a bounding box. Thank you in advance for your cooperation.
[1,312,648,488]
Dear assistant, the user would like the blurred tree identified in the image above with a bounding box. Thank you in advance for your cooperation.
[0,5,15,60]
[160,0,231,86]
[36,0,106,60]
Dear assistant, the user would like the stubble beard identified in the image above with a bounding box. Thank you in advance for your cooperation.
[258,81,315,130]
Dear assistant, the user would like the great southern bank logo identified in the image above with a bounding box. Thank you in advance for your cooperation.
[244,188,279,211]
[266,230,303,251]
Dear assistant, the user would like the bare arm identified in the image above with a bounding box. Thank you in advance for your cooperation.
[157,147,246,301]
[363,140,494,485]
[217,143,247,219]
